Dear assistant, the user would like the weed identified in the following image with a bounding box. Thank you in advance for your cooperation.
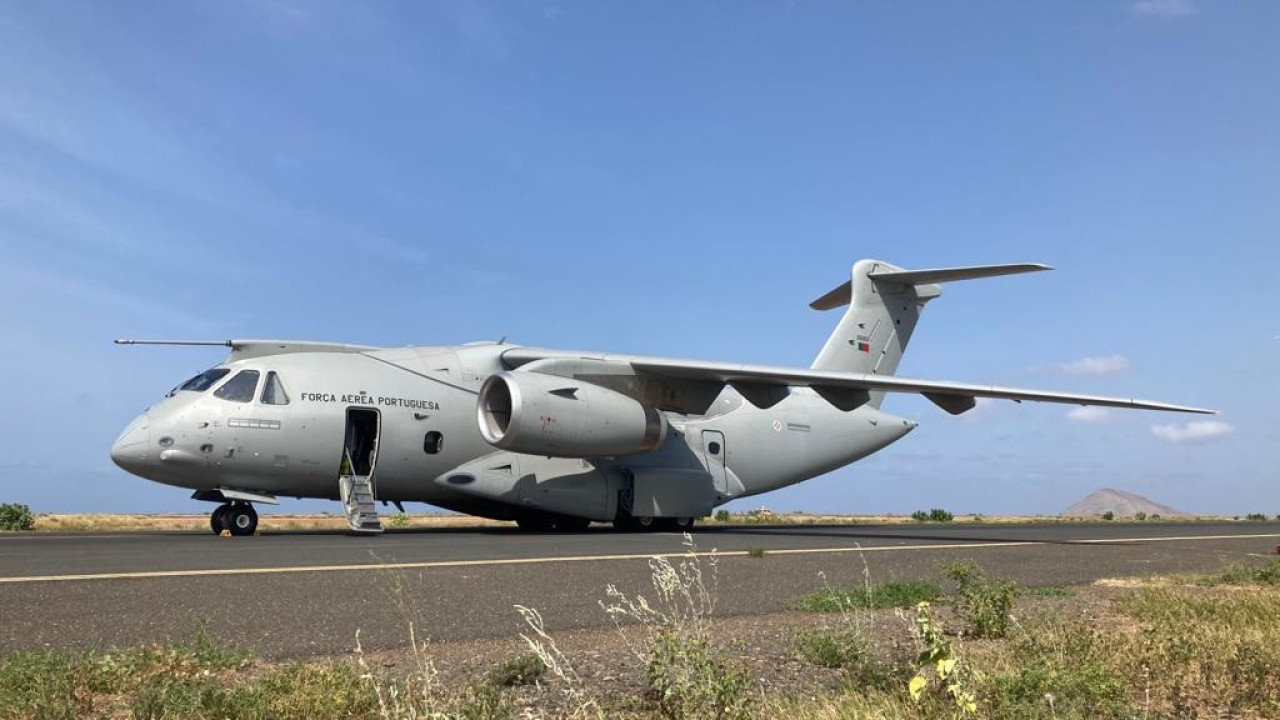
[745,546,767,559]
[599,535,748,720]
[714,510,731,523]
[984,619,1130,720]
[389,513,411,528]
[944,560,1019,639]
[796,579,941,613]
[0,503,34,531]
[794,628,896,689]
[646,628,749,720]
[488,652,547,687]
[907,602,976,715]
[1206,557,1280,586]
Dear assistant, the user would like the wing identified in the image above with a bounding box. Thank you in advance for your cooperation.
[499,347,1214,416]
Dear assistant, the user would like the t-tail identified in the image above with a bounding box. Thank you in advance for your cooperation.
[810,260,1052,407]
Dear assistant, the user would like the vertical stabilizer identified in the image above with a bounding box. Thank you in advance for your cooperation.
[811,260,937,407]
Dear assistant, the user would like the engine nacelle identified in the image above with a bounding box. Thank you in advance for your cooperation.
[477,371,667,457]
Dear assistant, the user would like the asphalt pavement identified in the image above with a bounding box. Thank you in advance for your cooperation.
[1,522,1277,659]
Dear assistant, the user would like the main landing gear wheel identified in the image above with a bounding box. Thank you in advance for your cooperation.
[210,503,232,534]
[225,503,258,536]
[661,517,696,532]
[613,514,657,532]
[211,503,258,536]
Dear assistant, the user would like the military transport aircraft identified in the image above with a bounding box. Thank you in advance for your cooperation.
[111,260,1212,536]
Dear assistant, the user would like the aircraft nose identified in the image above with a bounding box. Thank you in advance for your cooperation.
[110,413,151,473]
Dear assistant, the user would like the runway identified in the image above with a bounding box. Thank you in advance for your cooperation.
[2,522,1277,659]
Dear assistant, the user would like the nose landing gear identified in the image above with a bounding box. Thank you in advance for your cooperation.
[210,502,258,536]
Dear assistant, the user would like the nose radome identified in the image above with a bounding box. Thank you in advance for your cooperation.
[110,413,150,473]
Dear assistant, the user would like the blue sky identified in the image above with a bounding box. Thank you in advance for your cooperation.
[1,0,1276,515]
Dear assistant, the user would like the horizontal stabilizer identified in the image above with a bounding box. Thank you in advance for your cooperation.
[810,262,1052,311]
[866,263,1052,286]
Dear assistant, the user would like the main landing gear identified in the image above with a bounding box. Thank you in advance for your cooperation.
[210,502,258,537]
[612,513,695,533]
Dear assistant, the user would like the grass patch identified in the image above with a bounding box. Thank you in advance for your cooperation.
[795,579,941,612]
[744,546,767,559]
[488,652,546,687]
[1205,557,1280,586]
[794,628,897,689]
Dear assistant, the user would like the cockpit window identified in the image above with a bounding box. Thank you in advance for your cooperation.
[261,371,289,405]
[213,370,260,403]
[170,368,231,396]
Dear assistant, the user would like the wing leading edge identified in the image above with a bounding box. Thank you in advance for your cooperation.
[501,348,1214,416]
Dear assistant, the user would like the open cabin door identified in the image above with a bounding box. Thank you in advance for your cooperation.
[339,408,383,534]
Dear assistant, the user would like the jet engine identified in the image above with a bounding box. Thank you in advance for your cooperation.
[477,371,667,457]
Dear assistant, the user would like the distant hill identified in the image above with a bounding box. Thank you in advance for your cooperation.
[1063,488,1186,517]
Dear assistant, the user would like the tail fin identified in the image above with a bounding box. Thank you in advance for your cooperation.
[810,260,1051,406]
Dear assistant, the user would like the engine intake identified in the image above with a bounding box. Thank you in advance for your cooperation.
[478,372,667,457]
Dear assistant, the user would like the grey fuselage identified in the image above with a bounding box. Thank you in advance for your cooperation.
[111,343,916,520]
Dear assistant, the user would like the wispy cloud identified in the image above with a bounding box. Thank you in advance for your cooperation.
[1067,406,1110,423]
[1059,355,1132,376]
[1130,0,1196,18]
[1151,420,1233,444]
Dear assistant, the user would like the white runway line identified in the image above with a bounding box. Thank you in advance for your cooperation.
[1,532,1277,585]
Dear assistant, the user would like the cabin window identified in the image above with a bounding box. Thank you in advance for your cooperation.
[261,371,290,405]
[423,431,444,455]
[171,368,231,396]
[214,370,260,403]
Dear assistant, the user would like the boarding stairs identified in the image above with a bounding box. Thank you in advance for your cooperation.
[339,450,383,534]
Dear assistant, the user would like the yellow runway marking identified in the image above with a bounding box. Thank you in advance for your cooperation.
[1,533,1277,585]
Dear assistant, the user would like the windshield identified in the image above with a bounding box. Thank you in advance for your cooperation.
[168,368,231,397]
[214,370,260,403]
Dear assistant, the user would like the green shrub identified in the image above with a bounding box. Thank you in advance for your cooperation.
[1134,511,1147,521]
[796,579,941,612]
[646,628,749,720]
[0,503,35,531]
[488,653,546,687]
[910,510,930,522]
[794,628,895,689]
[1245,513,1268,522]
[928,508,954,523]
[945,561,1019,639]
[714,510,731,522]
[388,513,411,528]
[1101,510,1115,521]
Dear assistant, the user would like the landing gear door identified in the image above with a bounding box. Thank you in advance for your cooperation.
[701,430,728,497]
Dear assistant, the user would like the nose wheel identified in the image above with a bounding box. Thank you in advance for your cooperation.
[210,502,258,536]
